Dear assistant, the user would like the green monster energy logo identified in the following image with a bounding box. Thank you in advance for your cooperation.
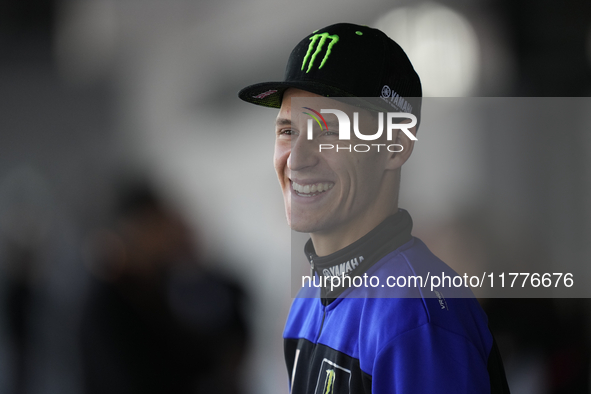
[323,369,336,394]
[301,32,340,73]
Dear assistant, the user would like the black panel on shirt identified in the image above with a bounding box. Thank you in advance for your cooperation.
[286,336,511,393]
[285,338,370,394]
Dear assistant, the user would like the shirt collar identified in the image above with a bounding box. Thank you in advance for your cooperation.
[304,209,413,301]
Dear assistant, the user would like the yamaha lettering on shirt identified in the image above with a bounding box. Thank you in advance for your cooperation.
[321,256,364,279]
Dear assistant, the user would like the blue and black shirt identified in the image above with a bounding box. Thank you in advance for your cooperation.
[284,209,510,393]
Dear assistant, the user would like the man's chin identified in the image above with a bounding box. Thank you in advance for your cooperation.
[287,215,324,234]
[289,225,312,233]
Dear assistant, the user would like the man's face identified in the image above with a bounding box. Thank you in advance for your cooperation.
[274,88,406,235]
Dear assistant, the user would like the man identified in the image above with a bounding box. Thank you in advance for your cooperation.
[239,23,510,393]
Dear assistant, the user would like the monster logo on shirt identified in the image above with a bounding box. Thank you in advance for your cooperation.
[315,359,351,394]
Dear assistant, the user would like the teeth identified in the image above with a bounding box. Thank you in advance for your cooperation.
[292,181,334,195]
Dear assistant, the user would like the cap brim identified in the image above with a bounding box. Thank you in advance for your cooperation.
[239,81,418,121]
[238,81,357,109]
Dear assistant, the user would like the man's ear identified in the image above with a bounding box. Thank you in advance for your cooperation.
[385,122,416,170]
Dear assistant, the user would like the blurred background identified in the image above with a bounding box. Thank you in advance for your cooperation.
[0,0,590,393]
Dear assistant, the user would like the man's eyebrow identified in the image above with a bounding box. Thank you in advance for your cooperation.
[324,120,340,128]
[276,118,291,126]
[275,116,340,128]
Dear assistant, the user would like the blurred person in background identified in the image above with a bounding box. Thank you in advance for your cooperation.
[2,225,37,394]
[0,167,63,394]
[79,181,249,394]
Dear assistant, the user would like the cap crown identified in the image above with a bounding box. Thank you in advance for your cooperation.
[286,23,421,101]
[238,23,421,116]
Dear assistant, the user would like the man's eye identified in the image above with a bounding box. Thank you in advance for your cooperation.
[278,129,298,137]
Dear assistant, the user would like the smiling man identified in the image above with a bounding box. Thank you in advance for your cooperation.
[239,23,510,393]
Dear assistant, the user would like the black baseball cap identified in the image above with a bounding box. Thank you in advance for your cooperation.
[238,23,422,117]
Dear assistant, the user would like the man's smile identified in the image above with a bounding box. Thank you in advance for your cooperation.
[291,180,335,197]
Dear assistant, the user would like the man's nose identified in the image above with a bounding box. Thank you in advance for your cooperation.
[287,134,319,171]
